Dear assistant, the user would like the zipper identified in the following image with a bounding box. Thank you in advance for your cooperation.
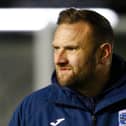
[92,114,97,126]
[90,97,97,126]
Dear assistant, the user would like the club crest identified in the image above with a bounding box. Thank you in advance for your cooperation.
[119,110,126,126]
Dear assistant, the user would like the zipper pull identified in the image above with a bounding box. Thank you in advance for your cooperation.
[92,115,97,126]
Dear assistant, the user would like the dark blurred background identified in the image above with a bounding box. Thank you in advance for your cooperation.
[0,1,126,126]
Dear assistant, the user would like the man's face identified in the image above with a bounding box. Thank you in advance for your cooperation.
[52,22,97,87]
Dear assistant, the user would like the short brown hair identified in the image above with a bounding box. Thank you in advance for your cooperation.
[57,8,114,46]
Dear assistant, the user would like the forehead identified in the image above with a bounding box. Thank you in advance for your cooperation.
[53,22,92,46]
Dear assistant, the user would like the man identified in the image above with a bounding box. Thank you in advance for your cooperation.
[9,8,126,126]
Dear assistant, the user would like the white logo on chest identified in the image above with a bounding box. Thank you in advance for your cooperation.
[50,118,65,126]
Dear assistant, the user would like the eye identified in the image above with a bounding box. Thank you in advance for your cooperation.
[54,46,59,49]
[53,46,60,52]
[66,46,79,51]
[67,47,75,50]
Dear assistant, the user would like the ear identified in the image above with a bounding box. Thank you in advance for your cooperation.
[98,43,112,64]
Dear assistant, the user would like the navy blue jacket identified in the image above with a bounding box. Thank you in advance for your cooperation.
[9,54,126,126]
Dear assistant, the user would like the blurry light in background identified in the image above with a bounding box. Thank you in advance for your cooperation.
[0,8,119,31]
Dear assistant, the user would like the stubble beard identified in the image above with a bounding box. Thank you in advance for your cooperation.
[56,62,96,92]
[56,69,75,86]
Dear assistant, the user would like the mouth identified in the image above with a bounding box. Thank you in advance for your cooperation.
[58,67,71,71]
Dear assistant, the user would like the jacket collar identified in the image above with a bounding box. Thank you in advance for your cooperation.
[95,54,126,112]
[48,80,91,111]
[95,74,126,113]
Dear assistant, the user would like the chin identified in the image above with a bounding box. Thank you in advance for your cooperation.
[58,78,74,87]
[57,72,75,86]
[58,80,68,86]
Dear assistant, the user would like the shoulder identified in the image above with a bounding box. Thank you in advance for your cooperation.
[22,85,55,105]
[15,85,58,114]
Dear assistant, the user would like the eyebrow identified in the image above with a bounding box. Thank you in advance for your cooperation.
[52,43,79,48]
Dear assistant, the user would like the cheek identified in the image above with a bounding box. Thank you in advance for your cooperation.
[68,54,85,68]
[53,53,58,64]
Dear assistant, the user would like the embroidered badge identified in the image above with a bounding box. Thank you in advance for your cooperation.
[119,110,126,126]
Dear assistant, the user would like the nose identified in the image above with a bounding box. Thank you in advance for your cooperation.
[55,49,68,65]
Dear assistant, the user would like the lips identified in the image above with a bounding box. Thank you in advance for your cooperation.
[58,67,71,71]
[60,67,69,70]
